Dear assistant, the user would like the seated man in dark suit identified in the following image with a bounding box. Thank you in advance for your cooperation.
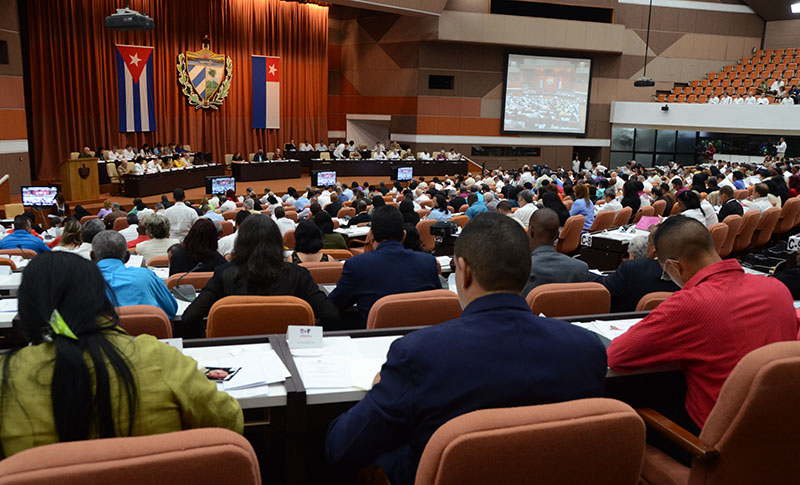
[522,208,589,296]
[344,200,371,228]
[717,185,743,222]
[328,206,441,327]
[325,213,608,484]
[594,235,680,312]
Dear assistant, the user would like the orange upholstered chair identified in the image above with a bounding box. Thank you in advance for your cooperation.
[638,341,800,485]
[337,207,356,219]
[222,210,239,221]
[206,295,314,338]
[731,210,761,253]
[774,197,800,235]
[146,255,170,267]
[614,207,633,227]
[283,229,295,249]
[0,249,36,259]
[632,206,654,224]
[415,398,646,485]
[80,215,96,225]
[0,428,260,485]
[526,282,611,317]
[300,262,344,284]
[113,217,129,231]
[457,204,469,213]
[651,199,667,217]
[556,215,584,254]
[165,272,214,291]
[635,292,673,312]
[733,189,749,200]
[749,206,781,248]
[589,211,615,232]
[116,305,173,339]
[320,249,354,260]
[366,289,462,329]
[416,219,437,252]
[719,214,742,258]
[707,223,729,256]
[451,215,469,228]
[220,220,234,237]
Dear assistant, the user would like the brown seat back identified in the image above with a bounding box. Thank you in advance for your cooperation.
[220,220,234,237]
[556,215,584,254]
[774,196,800,234]
[320,249,354,260]
[415,398,645,485]
[526,282,610,317]
[707,222,729,256]
[146,255,170,267]
[589,211,615,232]
[300,262,344,284]
[614,207,633,227]
[732,210,761,253]
[719,214,742,258]
[651,199,667,217]
[0,428,260,485]
[113,217,129,231]
[451,215,468,228]
[283,230,295,249]
[634,291,673,312]
[165,272,214,291]
[749,206,781,248]
[117,305,172,339]
[416,220,437,252]
[206,295,314,338]
[337,207,356,219]
[366,290,462,329]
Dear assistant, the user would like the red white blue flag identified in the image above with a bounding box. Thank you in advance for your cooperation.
[252,55,280,129]
[115,44,156,132]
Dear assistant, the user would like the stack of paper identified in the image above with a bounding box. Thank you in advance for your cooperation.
[126,254,144,268]
[294,337,356,389]
[196,349,291,396]
[572,318,641,342]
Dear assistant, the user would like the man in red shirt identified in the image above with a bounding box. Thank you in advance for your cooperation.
[608,216,798,432]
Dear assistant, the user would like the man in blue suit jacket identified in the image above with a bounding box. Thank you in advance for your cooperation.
[328,206,441,327]
[326,213,608,484]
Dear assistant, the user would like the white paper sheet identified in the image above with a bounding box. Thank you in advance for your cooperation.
[296,356,353,389]
[0,299,17,313]
[573,318,641,341]
[126,255,144,268]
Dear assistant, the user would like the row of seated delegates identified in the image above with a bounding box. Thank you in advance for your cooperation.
[244,147,286,162]
[93,142,190,161]
[0,251,242,457]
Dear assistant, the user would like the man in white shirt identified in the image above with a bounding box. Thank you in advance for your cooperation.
[583,157,592,170]
[333,141,347,159]
[598,191,622,212]
[219,197,236,213]
[519,167,534,186]
[513,190,537,229]
[770,79,784,95]
[733,96,744,105]
[747,184,773,213]
[775,137,788,160]
[118,214,140,242]
[418,151,432,160]
[373,142,385,153]
[387,149,401,160]
[745,94,757,105]
[121,144,137,159]
[300,140,313,151]
[781,95,795,106]
[757,95,771,105]
[720,94,733,104]
[699,197,719,226]
[272,206,296,236]
[572,156,581,174]
[708,95,720,105]
[316,140,328,151]
[163,188,198,241]
[373,150,388,160]
[217,211,250,257]
[446,149,460,160]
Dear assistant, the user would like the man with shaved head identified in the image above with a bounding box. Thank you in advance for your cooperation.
[521,208,588,296]
[608,216,797,434]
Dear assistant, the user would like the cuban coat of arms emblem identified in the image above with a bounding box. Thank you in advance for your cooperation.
[177,39,232,109]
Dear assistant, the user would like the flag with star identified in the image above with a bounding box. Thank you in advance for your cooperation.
[252,55,280,129]
[115,44,156,132]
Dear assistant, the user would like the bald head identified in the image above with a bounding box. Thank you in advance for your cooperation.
[653,216,715,263]
[529,208,560,247]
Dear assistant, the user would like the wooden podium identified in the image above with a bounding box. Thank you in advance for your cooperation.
[60,158,99,201]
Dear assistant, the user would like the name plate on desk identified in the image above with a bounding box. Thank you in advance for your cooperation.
[788,235,800,252]
[287,326,323,356]
[581,233,592,246]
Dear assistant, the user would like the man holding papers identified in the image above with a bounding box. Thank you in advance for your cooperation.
[325,213,607,484]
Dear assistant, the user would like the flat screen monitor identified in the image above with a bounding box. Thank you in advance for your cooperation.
[312,170,337,187]
[206,176,236,195]
[501,53,592,135]
[392,166,414,181]
[21,186,58,207]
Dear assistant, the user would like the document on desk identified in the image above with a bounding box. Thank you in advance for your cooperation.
[294,337,356,389]
[0,299,17,313]
[196,349,291,394]
[148,267,170,280]
[8,256,28,269]
[126,255,144,268]
[572,318,641,342]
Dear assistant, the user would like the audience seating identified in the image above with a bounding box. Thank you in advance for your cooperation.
[320,249,354,260]
[0,428,260,485]
[526,282,611,317]
[457,204,469,213]
[719,214,742,258]
[669,204,681,216]
[556,215,584,254]
[337,207,356,219]
[635,292,673,312]
[222,211,239,221]
[415,398,646,485]
[451,215,469,228]
[300,262,344,284]
[2,203,24,219]
[416,220,437,252]
[773,197,800,235]
[107,163,122,195]
[366,289,462,330]
[734,189,749,200]
[0,258,17,271]
[283,230,295,249]
[749,206,781,248]
[589,211,615,232]
[633,206,655,224]
[80,215,96,225]
[146,256,170,267]
[651,199,667,217]
[707,223,729,256]
[206,295,314,338]
[731,211,760,253]
[614,207,633,227]
[417,209,431,219]
[165,272,213,291]
[0,249,36,258]
[117,305,173,339]
[638,341,800,485]
[113,218,129,231]
[284,211,298,223]
[220,221,234,237]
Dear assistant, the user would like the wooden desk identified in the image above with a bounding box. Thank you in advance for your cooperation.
[310,159,469,178]
[231,161,302,182]
[122,164,226,197]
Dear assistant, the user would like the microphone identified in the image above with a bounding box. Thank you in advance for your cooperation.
[171,262,203,302]
[17,245,31,260]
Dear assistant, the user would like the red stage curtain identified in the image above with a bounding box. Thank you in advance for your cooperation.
[23,0,328,182]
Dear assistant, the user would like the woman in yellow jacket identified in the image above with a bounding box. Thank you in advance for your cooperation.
[0,252,243,457]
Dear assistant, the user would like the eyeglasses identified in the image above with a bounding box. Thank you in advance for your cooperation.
[660,258,679,281]
[449,257,457,274]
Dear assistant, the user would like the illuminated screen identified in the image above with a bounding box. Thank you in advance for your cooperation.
[502,53,592,135]
[315,171,337,187]
[21,186,58,207]
[396,167,413,181]
[209,177,236,195]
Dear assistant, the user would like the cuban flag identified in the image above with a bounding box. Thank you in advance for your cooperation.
[115,44,156,132]
[252,55,280,129]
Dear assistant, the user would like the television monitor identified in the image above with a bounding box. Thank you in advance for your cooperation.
[21,186,58,207]
[206,176,236,195]
[501,53,592,135]
[312,170,337,187]
[392,166,414,181]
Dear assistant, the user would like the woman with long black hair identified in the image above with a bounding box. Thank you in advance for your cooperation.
[0,252,242,457]
[620,180,641,223]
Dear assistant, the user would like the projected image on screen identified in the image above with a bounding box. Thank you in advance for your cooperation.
[502,54,591,135]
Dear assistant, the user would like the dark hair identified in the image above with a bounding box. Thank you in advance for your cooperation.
[2,252,137,450]
[294,220,324,254]
[173,188,186,201]
[274,206,286,218]
[496,200,512,212]
[719,185,734,197]
[231,215,285,293]
[434,195,450,213]
[621,181,641,216]
[356,200,368,213]
[677,190,701,211]
[653,215,714,261]
[540,192,570,226]
[313,211,335,234]
[234,210,251,227]
[126,213,138,225]
[755,183,769,197]
[182,219,218,262]
[13,215,29,231]
[454,212,530,292]
[372,195,386,208]
[371,206,404,242]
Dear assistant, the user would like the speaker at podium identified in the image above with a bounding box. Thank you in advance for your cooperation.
[60,158,99,201]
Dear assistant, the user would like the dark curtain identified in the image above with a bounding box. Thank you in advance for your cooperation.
[23,0,328,181]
